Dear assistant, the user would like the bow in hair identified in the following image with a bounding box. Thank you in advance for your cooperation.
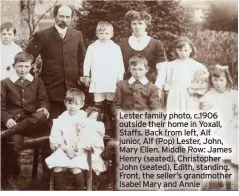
[215,64,229,70]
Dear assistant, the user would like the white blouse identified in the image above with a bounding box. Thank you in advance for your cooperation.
[128,33,151,51]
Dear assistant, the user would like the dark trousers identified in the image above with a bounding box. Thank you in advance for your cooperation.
[47,102,66,130]
[1,111,49,180]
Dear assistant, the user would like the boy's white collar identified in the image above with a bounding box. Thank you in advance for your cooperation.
[128,33,151,51]
[95,40,113,44]
[128,76,149,85]
[9,72,34,83]
[1,41,15,46]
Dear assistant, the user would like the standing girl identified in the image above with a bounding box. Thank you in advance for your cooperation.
[180,65,238,190]
[157,36,209,113]
[199,65,238,164]
[190,65,237,190]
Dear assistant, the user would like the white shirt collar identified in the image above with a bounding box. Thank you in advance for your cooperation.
[128,33,151,51]
[9,72,34,83]
[94,40,113,45]
[128,76,149,85]
[55,24,68,38]
[1,41,14,46]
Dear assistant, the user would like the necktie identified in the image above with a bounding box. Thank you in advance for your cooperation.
[135,80,140,84]
[20,77,25,85]
[60,33,64,38]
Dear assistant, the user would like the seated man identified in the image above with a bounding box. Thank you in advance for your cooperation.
[1,51,50,189]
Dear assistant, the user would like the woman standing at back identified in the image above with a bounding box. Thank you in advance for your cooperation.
[120,10,167,85]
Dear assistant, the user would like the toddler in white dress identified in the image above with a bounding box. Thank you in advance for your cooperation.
[45,89,106,190]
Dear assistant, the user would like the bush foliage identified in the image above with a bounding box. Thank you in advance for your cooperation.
[203,0,238,33]
[188,30,238,87]
[75,0,193,57]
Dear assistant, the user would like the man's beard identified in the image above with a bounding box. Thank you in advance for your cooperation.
[58,21,67,28]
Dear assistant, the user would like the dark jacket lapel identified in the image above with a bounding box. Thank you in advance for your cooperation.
[64,28,73,43]
[134,83,145,90]
[127,81,135,91]
[50,26,63,42]
[50,26,73,43]
[22,79,32,87]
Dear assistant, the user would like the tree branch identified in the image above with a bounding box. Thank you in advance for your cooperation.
[33,0,59,30]
[26,0,33,38]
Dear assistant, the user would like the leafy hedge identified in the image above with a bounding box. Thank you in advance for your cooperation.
[188,30,238,88]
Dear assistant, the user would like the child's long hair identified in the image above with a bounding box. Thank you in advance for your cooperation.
[171,36,196,59]
[85,106,102,121]
[209,64,233,90]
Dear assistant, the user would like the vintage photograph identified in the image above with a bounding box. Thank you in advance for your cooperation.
[0,0,238,191]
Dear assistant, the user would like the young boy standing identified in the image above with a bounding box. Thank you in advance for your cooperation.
[83,21,124,131]
[112,54,161,113]
[1,22,22,80]
[1,51,50,189]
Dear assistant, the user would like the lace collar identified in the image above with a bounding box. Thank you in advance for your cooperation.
[128,33,151,51]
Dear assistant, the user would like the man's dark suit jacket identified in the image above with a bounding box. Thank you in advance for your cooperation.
[1,77,50,125]
[26,26,86,103]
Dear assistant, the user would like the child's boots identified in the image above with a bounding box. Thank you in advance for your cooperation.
[95,101,104,121]
[74,172,85,190]
[54,171,66,190]
[104,100,113,136]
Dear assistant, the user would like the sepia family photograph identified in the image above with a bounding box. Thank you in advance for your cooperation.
[0,0,238,191]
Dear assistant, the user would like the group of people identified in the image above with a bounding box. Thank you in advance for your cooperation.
[1,3,238,191]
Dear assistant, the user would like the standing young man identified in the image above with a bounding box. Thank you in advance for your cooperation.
[26,3,86,122]
[25,4,86,184]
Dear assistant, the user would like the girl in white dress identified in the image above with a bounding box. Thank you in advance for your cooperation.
[156,37,209,113]
[83,21,125,130]
[199,65,238,164]
[45,89,105,190]
[179,65,238,189]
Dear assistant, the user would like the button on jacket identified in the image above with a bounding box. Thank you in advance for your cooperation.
[1,74,50,125]
[112,77,161,112]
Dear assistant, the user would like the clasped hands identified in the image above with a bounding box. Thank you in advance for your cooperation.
[61,144,94,159]
[6,108,49,128]
[81,76,121,87]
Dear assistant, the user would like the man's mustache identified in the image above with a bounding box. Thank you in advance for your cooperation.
[58,21,67,26]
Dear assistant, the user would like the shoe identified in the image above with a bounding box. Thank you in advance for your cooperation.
[5,175,18,190]
[1,130,9,141]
